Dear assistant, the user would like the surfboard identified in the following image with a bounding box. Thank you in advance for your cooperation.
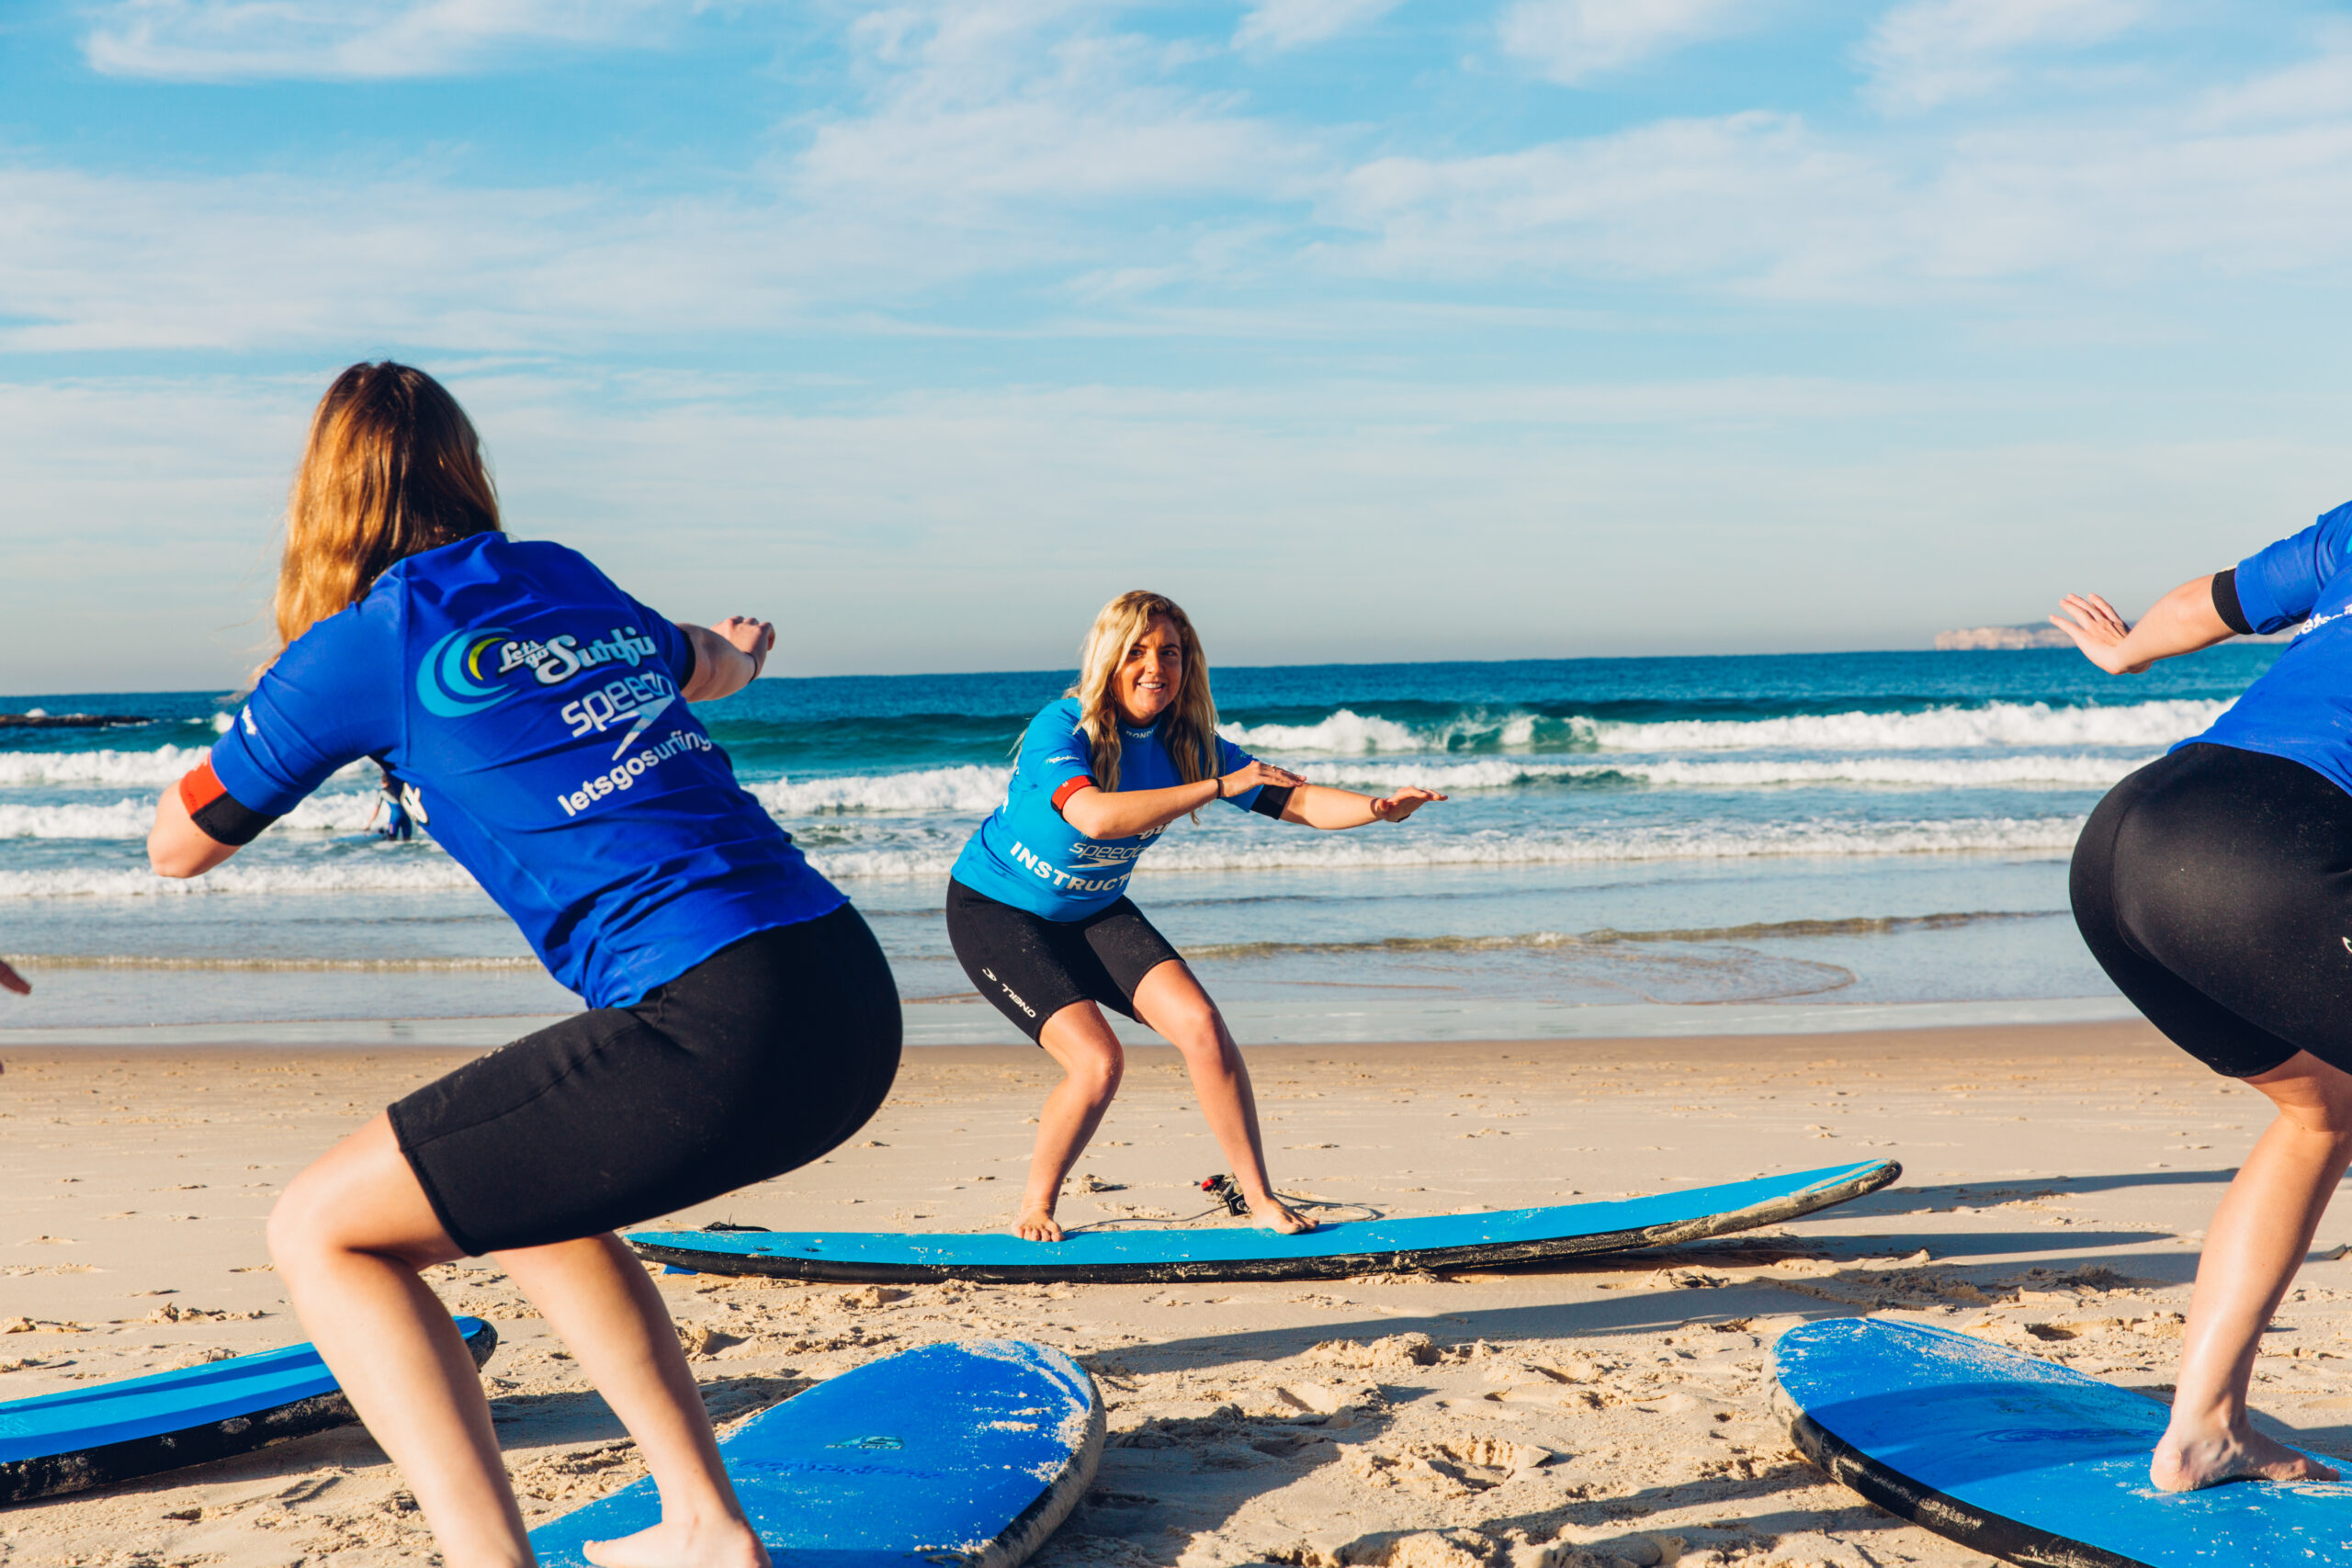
[529,1338,1102,1568]
[0,1316,496,1505]
[628,1157,1900,1285]
[1773,1316,2352,1567]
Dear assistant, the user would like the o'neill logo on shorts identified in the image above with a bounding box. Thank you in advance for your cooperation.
[417,624,663,718]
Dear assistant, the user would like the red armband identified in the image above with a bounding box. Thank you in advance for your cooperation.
[178,758,228,815]
[1050,776,1099,814]
[177,759,278,846]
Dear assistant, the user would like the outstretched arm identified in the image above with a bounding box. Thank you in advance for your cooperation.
[678,617,773,702]
[149,781,243,878]
[1278,784,1447,830]
[2051,577,2235,674]
[1061,761,1306,840]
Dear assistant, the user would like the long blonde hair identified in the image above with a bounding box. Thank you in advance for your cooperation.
[271,362,501,653]
[1068,591,1219,794]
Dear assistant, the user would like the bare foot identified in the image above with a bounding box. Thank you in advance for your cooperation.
[1248,1198,1315,1235]
[1012,1206,1065,1242]
[584,1513,767,1568]
[2151,1424,2339,1492]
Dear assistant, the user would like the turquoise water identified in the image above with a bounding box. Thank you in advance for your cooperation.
[0,646,2278,1042]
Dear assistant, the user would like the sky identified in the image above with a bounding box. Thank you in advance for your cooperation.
[5,1,2352,691]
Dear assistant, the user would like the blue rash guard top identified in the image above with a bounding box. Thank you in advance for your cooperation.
[204,533,844,1008]
[950,697,1263,920]
[2193,498,2352,796]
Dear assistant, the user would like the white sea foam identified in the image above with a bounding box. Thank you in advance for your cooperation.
[1295,751,2154,792]
[0,745,370,788]
[0,856,483,898]
[0,792,380,840]
[748,765,1009,817]
[1588,699,2228,752]
[802,815,2086,881]
[1220,698,2228,756]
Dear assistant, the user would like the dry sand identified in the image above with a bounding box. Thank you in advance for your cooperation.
[3,1021,2345,1568]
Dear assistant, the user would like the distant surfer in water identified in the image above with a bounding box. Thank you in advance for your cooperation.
[947,591,1444,1241]
[2057,499,2352,1492]
[147,362,899,1568]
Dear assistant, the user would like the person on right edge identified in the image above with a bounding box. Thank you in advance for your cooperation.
[2055,495,2352,1492]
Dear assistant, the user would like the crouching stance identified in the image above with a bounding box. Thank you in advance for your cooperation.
[2058,499,2352,1493]
[946,591,1442,1242]
[151,363,900,1568]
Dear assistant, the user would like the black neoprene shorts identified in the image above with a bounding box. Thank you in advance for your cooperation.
[389,905,901,1255]
[944,878,1182,1043]
[2072,741,2352,1079]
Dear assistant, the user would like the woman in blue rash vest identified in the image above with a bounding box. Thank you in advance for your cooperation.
[2056,497,2352,1494]
[948,590,1446,1242]
[145,363,899,1568]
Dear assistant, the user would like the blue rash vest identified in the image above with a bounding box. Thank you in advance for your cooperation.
[2191,499,2352,795]
[950,697,1263,919]
[206,534,844,1008]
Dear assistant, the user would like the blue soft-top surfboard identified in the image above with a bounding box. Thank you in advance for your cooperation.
[0,1316,496,1506]
[628,1158,1900,1284]
[1774,1317,2352,1567]
[531,1339,1102,1568]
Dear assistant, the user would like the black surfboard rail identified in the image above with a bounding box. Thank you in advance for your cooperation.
[1780,1390,2148,1568]
[631,1160,1902,1285]
[0,1318,498,1507]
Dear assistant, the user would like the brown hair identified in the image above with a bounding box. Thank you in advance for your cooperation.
[272,362,501,652]
[1067,590,1219,795]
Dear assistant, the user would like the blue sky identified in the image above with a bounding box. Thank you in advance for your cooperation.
[5,1,2351,690]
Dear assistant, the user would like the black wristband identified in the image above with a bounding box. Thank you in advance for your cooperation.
[1250,784,1294,819]
[2212,569,2253,637]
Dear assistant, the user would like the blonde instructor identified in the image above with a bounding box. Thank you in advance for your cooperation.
[944,591,1444,1241]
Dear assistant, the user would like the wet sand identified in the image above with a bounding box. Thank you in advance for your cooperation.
[3,1021,2342,1568]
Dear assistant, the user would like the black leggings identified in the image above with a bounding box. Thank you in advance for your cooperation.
[389,905,901,1254]
[2073,742,2352,1079]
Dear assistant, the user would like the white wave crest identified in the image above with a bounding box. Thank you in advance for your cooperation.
[1592,699,2228,753]
[0,855,482,899]
[0,744,212,787]
[1295,751,2153,792]
[800,815,2085,880]
[0,745,373,789]
[748,765,1009,817]
[0,791,381,840]
[1219,709,1425,752]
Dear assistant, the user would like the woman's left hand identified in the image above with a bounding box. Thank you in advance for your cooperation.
[1370,785,1446,823]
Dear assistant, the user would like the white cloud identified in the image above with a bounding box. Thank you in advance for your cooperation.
[83,0,697,82]
[1859,0,2148,111]
[1498,0,1757,85]
[1233,0,1404,54]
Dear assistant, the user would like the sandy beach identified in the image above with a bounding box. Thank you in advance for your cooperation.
[3,1020,2340,1568]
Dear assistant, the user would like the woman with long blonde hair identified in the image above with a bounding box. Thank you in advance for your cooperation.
[147,362,900,1568]
[946,591,1445,1240]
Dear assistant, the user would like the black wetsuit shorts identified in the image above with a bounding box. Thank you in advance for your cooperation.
[2072,741,2352,1079]
[389,905,901,1255]
[945,878,1183,1043]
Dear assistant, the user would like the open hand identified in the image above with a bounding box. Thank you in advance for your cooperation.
[1371,785,1446,823]
[714,616,775,678]
[2050,593,2146,673]
[1219,760,1306,798]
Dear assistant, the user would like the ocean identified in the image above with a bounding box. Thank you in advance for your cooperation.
[0,646,2279,1046]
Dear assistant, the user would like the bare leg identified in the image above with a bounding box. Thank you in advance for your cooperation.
[268,1115,764,1568]
[1015,1005,1125,1242]
[498,1236,763,1568]
[1130,961,1310,1234]
[2153,1050,2352,1491]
